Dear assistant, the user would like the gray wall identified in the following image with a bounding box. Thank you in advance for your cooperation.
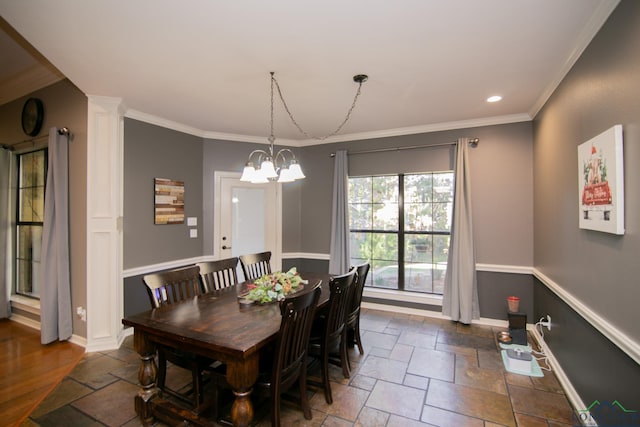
[0,79,88,338]
[534,278,639,412]
[128,121,533,272]
[533,0,640,343]
[124,121,534,321]
[290,123,534,320]
[200,138,305,256]
[533,0,640,409]
[297,122,534,267]
[123,119,203,268]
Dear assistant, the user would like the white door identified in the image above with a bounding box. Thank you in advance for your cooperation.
[214,172,281,278]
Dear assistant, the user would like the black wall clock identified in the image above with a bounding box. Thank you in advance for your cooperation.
[21,97,44,137]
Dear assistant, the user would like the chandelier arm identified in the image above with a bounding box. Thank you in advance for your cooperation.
[272,74,365,141]
[245,72,359,183]
[247,149,270,164]
[273,148,296,169]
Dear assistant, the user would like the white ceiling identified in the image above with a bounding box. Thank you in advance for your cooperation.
[0,0,619,145]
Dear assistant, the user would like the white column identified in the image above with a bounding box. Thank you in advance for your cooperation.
[85,96,124,352]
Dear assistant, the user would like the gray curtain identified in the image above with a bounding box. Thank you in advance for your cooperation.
[442,138,479,324]
[0,148,10,319]
[328,150,350,274]
[40,128,72,344]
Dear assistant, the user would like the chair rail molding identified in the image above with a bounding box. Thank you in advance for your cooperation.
[86,95,125,352]
[533,267,640,365]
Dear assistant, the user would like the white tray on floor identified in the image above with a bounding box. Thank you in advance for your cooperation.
[500,349,544,377]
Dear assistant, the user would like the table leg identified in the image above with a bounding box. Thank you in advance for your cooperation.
[132,330,159,426]
[225,354,259,427]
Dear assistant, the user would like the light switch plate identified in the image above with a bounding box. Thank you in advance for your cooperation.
[187,217,197,226]
[190,229,198,238]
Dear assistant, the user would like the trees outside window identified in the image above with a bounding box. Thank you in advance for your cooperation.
[15,149,47,298]
[349,172,453,294]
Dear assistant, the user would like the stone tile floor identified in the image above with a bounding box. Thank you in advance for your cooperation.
[22,308,576,426]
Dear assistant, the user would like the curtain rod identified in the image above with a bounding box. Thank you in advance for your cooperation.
[330,137,478,157]
[1,127,71,151]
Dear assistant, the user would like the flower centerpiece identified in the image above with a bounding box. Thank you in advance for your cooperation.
[244,267,307,304]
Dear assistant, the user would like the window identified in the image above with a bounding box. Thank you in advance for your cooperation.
[15,149,47,298]
[349,172,453,294]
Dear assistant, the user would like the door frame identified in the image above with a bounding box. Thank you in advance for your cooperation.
[213,171,282,271]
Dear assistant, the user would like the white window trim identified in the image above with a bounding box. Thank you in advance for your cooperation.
[10,294,41,314]
[363,287,443,306]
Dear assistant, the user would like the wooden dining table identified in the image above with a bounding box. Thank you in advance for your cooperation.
[122,271,332,427]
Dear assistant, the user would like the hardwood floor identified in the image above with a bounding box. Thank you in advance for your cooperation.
[0,319,85,427]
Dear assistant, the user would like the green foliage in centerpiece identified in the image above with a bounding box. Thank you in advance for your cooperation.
[244,267,307,304]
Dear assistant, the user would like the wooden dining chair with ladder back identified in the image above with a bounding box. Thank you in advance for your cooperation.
[254,282,321,426]
[209,282,322,426]
[343,262,370,373]
[239,251,272,281]
[307,269,356,403]
[141,265,216,413]
[196,257,239,292]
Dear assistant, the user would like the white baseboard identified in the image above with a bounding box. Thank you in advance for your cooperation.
[362,301,510,329]
[69,334,88,349]
[9,313,40,330]
[10,313,87,350]
[364,287,443,306]
[122,326,134,338]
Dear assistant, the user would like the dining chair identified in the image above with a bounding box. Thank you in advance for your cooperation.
[307,269,356,404]
[210,283,321,426]
[142,265,214,412]
[143,265,203,308]
[239,251,272,281]
[257,282,321,426]
[196,257,239,292]
[344,262,370,365]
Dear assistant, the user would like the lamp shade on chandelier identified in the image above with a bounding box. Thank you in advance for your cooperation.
[240,136,306,183]
[240,72,367,183]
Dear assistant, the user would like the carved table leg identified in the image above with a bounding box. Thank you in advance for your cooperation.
[132,329,159,426]
[230,389,254,426]
[225,354,259,427]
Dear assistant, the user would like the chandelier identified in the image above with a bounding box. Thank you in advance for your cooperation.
[240,72,368,183]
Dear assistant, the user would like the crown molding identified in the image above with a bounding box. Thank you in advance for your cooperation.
[125,108,299,146]
[295,113,532,146]
[125,109,206,138]
[123,107,530,147]
[202,130,298,147]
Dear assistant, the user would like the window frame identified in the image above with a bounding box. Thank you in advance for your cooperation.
[14,147,48,299]
[349,171,453,295]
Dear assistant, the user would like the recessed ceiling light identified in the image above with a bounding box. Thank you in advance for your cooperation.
[487,95,502,103]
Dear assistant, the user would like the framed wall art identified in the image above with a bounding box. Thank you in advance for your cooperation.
[577,125,624,235]
[154,178,185,224]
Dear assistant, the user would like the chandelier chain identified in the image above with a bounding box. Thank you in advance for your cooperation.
[271,74,364,141]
